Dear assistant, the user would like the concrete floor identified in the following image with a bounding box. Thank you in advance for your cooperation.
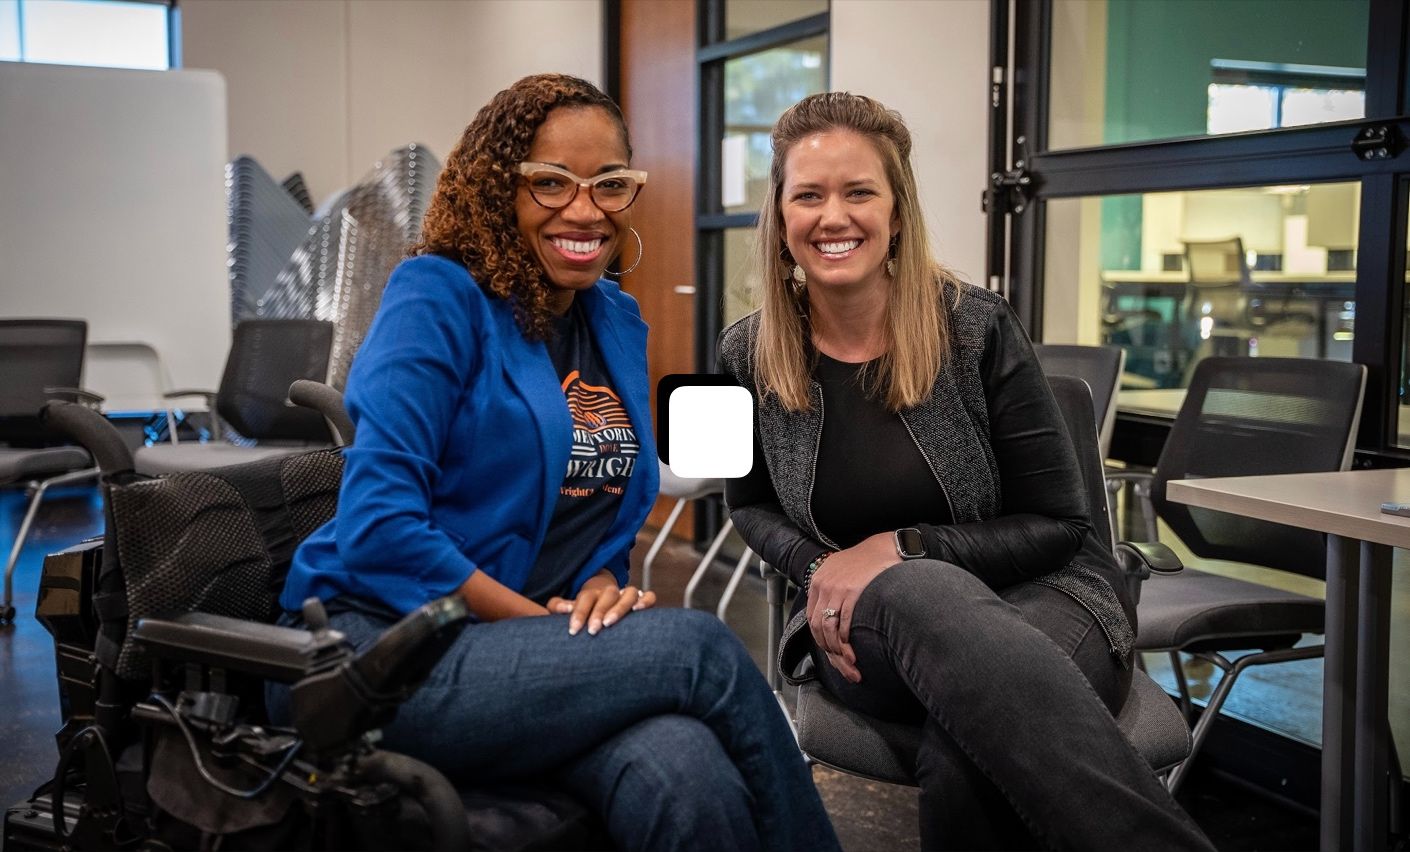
[0,485,1326,850]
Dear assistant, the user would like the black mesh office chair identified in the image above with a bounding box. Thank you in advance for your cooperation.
[134,320,336,475]
[1110,356,1367,792]
[762,375,1192,787]
[0,319,101,624]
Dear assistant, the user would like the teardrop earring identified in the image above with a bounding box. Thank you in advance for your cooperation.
[886,234,899,278]
[792,264,807,285]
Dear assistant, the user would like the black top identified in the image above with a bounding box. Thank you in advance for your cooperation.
[521,301,639,602]
[810,353,950,548]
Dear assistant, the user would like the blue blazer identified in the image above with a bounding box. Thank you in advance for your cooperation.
[281,254,660,615]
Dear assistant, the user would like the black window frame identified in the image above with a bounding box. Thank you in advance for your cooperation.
[696,1,829,372]
[994,0,1410,465]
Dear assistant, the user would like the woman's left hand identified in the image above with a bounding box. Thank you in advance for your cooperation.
[807,532,900,683]
[547,574,656,635]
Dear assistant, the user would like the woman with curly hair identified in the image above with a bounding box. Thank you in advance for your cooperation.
[277,74,838,851]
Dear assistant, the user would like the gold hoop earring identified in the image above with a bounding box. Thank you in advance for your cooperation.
[608,227,644,277]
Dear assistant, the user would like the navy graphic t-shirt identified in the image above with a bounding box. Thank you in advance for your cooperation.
[521,300,640,602]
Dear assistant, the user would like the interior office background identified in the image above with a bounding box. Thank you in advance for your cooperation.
[2,0,1407,820]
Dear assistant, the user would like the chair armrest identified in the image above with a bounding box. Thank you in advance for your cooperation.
[1104,469,1154,488]
[163,390,220,440]
[1115,540,1183,578]
[44,386,106,409]
[163,389,217,404]
[1114,540,1183,606]
[132,611,349,684]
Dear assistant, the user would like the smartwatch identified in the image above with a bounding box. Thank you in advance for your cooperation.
[894,527,926,560]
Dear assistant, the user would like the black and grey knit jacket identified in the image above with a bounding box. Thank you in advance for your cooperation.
[718,284,1135,682]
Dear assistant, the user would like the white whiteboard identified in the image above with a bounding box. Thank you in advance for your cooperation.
[0,61,230,397]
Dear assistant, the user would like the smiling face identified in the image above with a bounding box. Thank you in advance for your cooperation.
[515,106,632,312]
[780,127,900,297]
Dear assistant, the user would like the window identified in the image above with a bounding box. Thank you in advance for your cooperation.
[697,1,828,366]
[1207,61,1365,134]
[0,0,175,70]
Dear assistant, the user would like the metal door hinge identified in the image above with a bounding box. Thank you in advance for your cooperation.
[1351,124,1404,161]
[982,135,1035,215]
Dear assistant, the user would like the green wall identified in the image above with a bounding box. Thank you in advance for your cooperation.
[1098,0,1368,269]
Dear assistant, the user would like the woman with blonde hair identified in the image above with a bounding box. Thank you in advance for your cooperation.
[721,91,1213,850]
[274,73,838,852]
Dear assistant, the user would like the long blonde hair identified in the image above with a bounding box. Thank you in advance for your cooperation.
[752,92,962,412]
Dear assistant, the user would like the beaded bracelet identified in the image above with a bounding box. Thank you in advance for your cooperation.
[803,551,831,593]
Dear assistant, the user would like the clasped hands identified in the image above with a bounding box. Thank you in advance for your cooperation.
[806,532,899,683]
[547,574,656,636]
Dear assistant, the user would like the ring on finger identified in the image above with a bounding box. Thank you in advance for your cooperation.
[822,607,840,620]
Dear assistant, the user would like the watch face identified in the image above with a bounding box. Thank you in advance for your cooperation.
[897,527,925,559]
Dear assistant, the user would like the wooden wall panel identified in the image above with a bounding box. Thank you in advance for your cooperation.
[617,0,698,534]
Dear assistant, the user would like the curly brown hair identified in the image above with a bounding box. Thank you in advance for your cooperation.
[410,74,631,340]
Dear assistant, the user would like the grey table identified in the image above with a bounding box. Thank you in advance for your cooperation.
[1168,469,1410,852]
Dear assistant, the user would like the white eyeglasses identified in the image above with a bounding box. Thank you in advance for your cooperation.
[516,162,648,213]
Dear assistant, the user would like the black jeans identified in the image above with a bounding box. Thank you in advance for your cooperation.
[813,560,1213,852]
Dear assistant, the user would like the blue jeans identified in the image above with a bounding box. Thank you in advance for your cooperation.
[271,600,838,852]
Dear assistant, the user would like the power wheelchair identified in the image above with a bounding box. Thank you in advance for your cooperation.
[4,400,605,851]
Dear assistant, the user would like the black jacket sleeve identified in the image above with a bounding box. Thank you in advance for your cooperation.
[913,300,1092,589]
[719,347,830,588]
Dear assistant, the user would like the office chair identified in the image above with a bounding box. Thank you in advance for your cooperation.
[0,319,102,624]
[6,402,608,850]
[762,375,1193,786]
[1034,342,1127,545]
[1032,343,1125,460]
[1182,238,1256,359]
[1108,356,1367,792]
[134,319,336,475]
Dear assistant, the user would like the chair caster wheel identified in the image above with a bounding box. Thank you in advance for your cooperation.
[0,605,15,624]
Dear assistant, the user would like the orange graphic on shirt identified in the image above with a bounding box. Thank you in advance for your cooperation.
[562,371,632,432]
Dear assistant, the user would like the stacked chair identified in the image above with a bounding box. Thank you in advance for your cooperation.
[249,144,440,390]
[225,156,316,324]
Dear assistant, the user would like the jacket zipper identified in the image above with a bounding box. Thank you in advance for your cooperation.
[805,381,840,551]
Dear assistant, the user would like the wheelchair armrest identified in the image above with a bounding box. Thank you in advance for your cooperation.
[132,612,348,684]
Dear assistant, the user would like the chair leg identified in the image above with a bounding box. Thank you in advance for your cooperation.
[2,468,99,623]
[1165,645,1325,793]
[1169,651,1193,720]
[682,519,735,610]
[1135,479,1158,543]
[714,538,755,621]
[640,498,687,592]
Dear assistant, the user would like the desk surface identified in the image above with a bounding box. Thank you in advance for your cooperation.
[1167,468,1410,550]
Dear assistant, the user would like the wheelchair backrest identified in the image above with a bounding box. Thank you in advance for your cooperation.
[43,401,343,681]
